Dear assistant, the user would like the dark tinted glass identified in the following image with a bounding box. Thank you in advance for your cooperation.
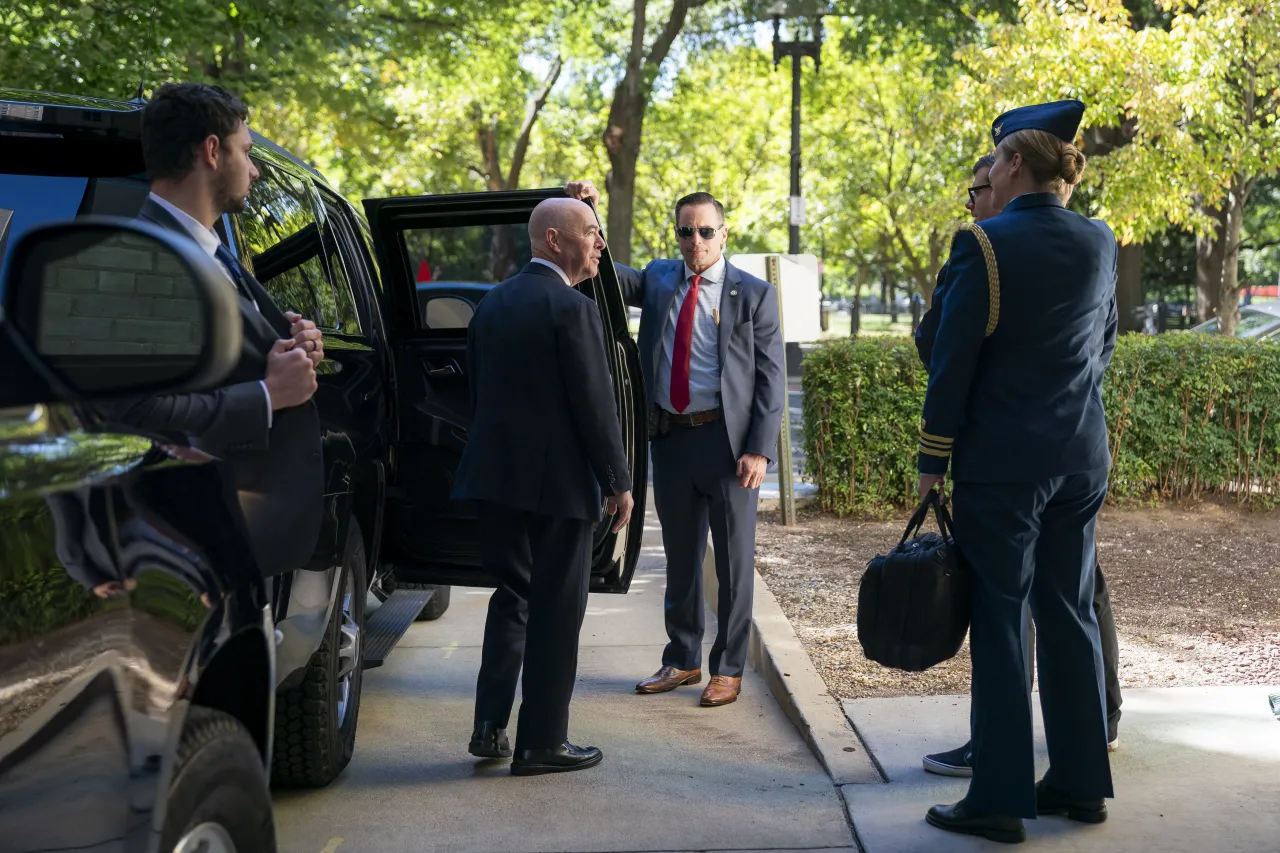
[238,160,336,327]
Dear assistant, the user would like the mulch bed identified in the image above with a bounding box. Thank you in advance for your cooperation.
[755,501,1280,699]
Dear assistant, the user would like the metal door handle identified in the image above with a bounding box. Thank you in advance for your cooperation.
[427,364,458,377]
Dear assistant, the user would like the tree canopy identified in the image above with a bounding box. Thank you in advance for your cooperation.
[3,0,1277,319]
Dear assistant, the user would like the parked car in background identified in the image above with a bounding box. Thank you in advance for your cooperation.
[1190,302,1280,339]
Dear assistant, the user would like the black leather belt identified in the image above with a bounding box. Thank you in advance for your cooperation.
[650,406,721,438]
[665,408,721,427]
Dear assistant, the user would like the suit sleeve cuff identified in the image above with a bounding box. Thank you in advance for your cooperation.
[918,452,950,476]
[259,380,273,429]
[917,426,952,475]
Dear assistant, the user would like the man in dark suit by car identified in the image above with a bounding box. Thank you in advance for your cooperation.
[564,181,785,708]
[111,82,325,577]
[457,197,634,776]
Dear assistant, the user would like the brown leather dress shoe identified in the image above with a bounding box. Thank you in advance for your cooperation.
[699,675,742,706]
[636,666,702,694]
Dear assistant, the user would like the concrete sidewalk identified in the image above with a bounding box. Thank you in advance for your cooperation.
[272,503,856,853]
[840,686,1280,851]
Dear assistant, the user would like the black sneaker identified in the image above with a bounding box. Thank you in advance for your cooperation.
[923,743,973,777]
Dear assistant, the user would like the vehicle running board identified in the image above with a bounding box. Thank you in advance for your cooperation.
[362,588,433,669]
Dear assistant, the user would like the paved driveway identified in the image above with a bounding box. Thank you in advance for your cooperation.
[273,504,855,853]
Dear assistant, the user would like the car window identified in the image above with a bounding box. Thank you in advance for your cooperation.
[237,159,337,328]
[403,222,530,330]
[353,215,383,290]
[315,190,364,334]
[0,174,151,293]
[1234,309,1280,338]
[405,223,531,287]
[420,295,475,331]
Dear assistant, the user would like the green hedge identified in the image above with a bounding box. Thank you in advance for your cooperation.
[800,333,1280,515]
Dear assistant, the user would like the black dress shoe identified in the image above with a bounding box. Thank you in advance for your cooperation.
[511,742,603,776]
[1036,779,1107,823]
[926,800,1026,844]
[468,722,512,759]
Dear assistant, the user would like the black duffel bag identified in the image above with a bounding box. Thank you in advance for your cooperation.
[857,491,971,672]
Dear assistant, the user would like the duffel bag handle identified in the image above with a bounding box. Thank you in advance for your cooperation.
[898,490,954,546]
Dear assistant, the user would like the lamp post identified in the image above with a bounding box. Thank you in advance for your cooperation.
[770,1,826,256]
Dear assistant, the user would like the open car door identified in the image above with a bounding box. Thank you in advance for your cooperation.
[361,189,647,593]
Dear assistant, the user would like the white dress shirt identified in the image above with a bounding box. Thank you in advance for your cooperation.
[530,257,572,286]
[656,255,725,414]
[148,192,273,423]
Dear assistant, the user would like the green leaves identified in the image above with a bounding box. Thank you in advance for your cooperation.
[802,332,1280,514]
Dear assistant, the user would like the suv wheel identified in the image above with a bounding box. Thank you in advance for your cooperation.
[271,522,366,788]
[160,707,275,853]
[392,580,451,621]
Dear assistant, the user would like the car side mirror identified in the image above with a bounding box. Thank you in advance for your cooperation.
[2,217,242,399]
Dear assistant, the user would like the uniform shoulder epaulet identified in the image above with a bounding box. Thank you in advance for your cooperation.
[954,222,1000,337]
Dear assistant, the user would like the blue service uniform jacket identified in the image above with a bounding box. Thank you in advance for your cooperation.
[917,193,1119,482]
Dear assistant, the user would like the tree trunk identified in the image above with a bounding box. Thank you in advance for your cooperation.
[850,266,865,337]
[1197,175,1252,336]
[1115,242,1144,334]
[1196,212,1224,327]
[603,0,707,266]
[1215,178,1250,336]
[474,56,563,280]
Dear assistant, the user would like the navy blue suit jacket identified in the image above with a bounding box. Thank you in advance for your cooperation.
[917,193,1119,482]
[453,263,632,521]
[615,259,785,463]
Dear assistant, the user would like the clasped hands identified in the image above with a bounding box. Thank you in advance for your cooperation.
[265,312,324,410]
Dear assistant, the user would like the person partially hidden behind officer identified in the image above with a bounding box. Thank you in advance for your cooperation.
[456,197,635,776]
[563,181,785,708]
[916,99,1119,843]
[915,153,1124,780]
[112,82,325,577]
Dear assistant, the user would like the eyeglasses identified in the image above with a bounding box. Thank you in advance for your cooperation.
[676,225,722,240]
[967,183,991,204]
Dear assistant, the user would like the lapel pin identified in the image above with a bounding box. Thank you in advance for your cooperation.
[730,289,738,297]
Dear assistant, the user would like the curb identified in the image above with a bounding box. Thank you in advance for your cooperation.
[756,494,818,512]
[702,549,884,786]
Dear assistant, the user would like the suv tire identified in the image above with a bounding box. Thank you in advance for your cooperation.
[392,581,451,621]
[160,707,276,853]
[271,522,366,788]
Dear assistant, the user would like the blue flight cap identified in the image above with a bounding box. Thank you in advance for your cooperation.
[991,99,1085,147]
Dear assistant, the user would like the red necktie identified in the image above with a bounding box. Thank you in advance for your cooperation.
[670,274,701,413]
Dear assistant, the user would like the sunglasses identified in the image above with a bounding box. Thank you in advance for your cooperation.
[967,183,991,204]
[676,224,722,240]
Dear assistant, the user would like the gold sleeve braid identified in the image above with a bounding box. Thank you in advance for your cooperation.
[955,222,1000,337]
[918,224,1000,466]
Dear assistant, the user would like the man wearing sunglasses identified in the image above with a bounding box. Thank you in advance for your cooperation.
[913,154,1123,778]
[564,180,784,708]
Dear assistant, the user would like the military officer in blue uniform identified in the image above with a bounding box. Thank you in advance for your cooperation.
[916,153,1125,780]
[917,100,1119,843]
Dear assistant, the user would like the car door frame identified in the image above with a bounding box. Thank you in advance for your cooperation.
[361,188,648,594]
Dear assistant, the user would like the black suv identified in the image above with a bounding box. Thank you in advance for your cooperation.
[0,89,648,848]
